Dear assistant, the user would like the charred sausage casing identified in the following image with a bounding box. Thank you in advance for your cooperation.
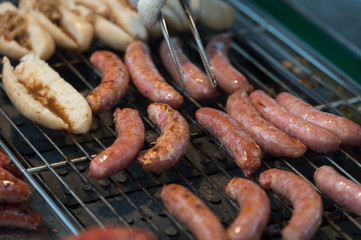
[0,167,31,203]
[59,226,158,240]
[206,34,253,94]
[260,168,323,240]
[250,90,340,153]
[225,177,270,240]
[0,203,42,230]
[89,108,145,179]
[137,103,189,172]
[161,184,227,240]
[196,107,261,178]
[314,165,361,216]
[226,89,306,158]
[125,40,183,109]
[86,50,129,115]
[159,37,218,101]
[0,149,22,178]
[276,92,361,146]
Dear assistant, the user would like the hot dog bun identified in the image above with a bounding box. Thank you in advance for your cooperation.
[2,54,92,134]
[0,2,55,60]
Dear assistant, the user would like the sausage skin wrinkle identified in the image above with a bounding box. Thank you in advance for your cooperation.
[0,204,42,230]
[276,92,361,146]
[226,89,306,158]
[196,107,262,178]
[137,103,190,172]
[125,40,183,109]
[159,37,218,101]
[225,177,270,240]
[86,50,129,114]
[0,168,31,203]
[89,108,145,179]
[161,184,227,240]
[314,165,361,216]
[260,169,323,240]
[250,90,340,153]
[206,34,253,94]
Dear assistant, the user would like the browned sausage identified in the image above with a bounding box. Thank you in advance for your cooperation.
[89,108,145,179]
[205,34,253,94]
[0,203,41,230]
[0,168,31,203]
[276,92,361,146]
[159,37,218,101]
[196,107,261,178]
[125,41,183,109]
[0,149,22,178]
[137,103,189,172]
[225,177,270,240]
[226,89,307,158]
[260,169,323,240]
[314,165,361,216]
[59,226,158,240]
[250,90,340,153]
[86,50,129,114]
[161,184,227,240]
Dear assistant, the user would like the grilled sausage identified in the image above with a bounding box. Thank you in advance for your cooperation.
[137,103,189,172]
[225,177,270,240]
[314,165,361,216]
[226,89,307,158]
[161,184,227,240]
[89,108,145,179]
[60,226,158,240]
[205,34,253,94]
[0,149,22,179]
[125,41,183,109]
[0,168,31,203]
[0,203,41,230]
[276,92,361,146]
[260,168,322,240]
[159,37,218,101]
[86,51,129,114]
[196,107,261,178]
[250,90,340,153]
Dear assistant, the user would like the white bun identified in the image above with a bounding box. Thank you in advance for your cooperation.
[0,2,55,60]
[2,54,92,134]
[198,0,235,31]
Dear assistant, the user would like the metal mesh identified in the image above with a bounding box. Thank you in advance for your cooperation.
[0,0,360,239]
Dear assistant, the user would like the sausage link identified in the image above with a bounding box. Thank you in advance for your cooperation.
[225,177,270,240]
[250,90,340,153]
[86,51,129,114]
[205,34,253,94]
[0,149,22,178]
[276,92,361,146]
[0,204,41,230]
[314,165,361,216]
[226,89,306,158]
[125,41,183,109]
[159,37,218,101]
[196,107,261,178]
[259,169,322,240]
[161,184,227,240]
[60,226,158,240]
[0,168,31,203]
[89,108,145,179]
[137,103,189,172]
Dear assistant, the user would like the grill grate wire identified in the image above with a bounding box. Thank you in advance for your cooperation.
[0,0,360,239]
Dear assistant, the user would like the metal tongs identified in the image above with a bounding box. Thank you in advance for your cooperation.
[158,0,217,90]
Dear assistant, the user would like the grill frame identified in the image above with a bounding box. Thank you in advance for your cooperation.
[0,0,361,239]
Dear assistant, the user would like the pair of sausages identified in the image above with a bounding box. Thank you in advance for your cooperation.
[0,150,41,230]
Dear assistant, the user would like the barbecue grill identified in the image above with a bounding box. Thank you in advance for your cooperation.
[1,0,361,239]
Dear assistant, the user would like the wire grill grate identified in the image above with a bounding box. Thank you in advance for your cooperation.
[0,0,361,239]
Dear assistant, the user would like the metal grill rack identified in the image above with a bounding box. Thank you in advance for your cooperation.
[0,0,361,239]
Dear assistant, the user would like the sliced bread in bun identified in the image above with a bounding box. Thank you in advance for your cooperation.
[2,54,92,134]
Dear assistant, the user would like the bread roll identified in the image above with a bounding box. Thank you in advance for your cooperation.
[2,54,92,134]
